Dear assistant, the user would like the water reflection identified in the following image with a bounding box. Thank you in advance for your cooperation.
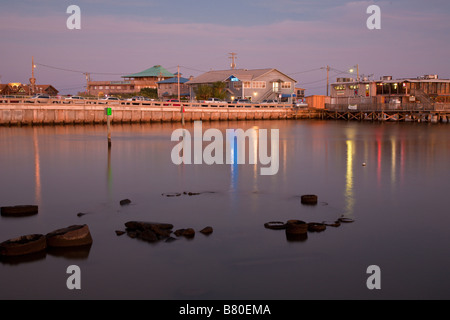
[107,145,113,200]
[33,127,41,206]
[344,140,355,218]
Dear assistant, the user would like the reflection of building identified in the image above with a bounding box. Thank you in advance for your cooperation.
[330,74,450,106]
[157,74,192,99]
[0,83,59,96]
[187,68,297,102]
[87,65,175,96]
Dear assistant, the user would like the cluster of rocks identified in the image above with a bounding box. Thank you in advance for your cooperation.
[264,216,354,242]
[161,191,216,197]
[0,224,93,257]
[116,221,213,243]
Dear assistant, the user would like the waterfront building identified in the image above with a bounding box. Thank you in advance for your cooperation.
[157,73,192,99]
[0,82,58,96]
[87,65,175,97]
[329,74,450,107]
[187,68,297,102]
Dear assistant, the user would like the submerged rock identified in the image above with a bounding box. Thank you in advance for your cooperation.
[301,195,318,205]
[46,225,93,248]
[199,226,213,235]
[120,199,132,206]
[0,234,46,257]
[1,205,38,217]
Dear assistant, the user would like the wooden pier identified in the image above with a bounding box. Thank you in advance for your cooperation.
[323,103,450,123]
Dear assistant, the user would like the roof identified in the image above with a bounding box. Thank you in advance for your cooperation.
[122,65,175,78]
[187,68,297,84]
[157,76,190,84]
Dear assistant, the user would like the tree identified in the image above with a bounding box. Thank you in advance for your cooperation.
[212,81,228,100]
[195,85,213,101]
[139,88,158,99]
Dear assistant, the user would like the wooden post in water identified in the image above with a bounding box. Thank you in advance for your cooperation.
[106,107,112,148]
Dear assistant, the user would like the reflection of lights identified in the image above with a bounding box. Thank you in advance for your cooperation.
[391,138,396,186]
[33,128,41,205]
[344,140,355,217]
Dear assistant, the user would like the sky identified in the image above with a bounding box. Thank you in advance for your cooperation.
[0,0,449,95]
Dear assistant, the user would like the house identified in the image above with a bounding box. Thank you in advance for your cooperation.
[0,83,59,96]
[157,73,192,99]
[187,68,297,102]
[87,65,175,96]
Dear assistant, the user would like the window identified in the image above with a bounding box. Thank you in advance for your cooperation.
[243,81,251,88]
[99,86,103,89]
[252,81,266,89]
[281,82,291,89]
[105,86,110,89]
[334,85,345,91]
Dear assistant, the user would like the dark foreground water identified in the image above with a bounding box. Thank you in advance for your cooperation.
[1,120,449,300]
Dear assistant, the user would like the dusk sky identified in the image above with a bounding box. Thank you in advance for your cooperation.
[1,0,449,95]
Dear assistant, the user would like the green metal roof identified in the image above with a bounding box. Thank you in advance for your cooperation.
[122,65,175,78]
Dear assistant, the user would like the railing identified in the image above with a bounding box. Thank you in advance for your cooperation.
[0,97,297,110]
[324,103,450,112]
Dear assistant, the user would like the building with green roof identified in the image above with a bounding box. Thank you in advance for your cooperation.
[122,65,175,81]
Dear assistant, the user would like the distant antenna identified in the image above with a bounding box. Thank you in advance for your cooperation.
[0,74,2,84]
[229,52,237,69]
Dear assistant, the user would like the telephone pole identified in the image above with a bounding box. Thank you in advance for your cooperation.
[84,72,91,96]
[229,52,237,69]
[30,56,37,95]
[326,65,330,96]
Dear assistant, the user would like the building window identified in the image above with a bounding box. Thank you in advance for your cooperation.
[252,81,266,89]
[243,81,251,88]
[105,86,110,89]
[281,82,291,89]
[99,86,103,89]
[117,86,121,90]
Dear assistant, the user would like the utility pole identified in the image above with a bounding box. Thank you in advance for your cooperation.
[321,65,330,96]
[84,72,91,96]
[326,65,330,96]
[30,56,37,95]
[178,65,184,126]
[229,52,237,69]
[356,64,359,82]
[177,65,180,101]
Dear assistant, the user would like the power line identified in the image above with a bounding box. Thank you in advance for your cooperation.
[35,62,125,76]
[287,68,323,75]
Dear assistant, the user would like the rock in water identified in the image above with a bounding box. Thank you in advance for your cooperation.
[46,225,93,247]
[120,199,131,206]
[1,205,38,217]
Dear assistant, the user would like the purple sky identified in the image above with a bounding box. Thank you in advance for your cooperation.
[1,0,449,95]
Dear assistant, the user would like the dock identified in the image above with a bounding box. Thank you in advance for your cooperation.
[323,103,450,123]
[0,98,322,125]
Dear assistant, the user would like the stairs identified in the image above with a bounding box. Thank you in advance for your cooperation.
[411,88,434,109]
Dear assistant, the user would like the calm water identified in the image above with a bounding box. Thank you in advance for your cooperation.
[1,120,449,300]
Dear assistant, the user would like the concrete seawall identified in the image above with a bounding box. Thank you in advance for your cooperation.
[0,104,321,125]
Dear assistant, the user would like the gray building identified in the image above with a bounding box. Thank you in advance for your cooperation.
[187,68,297,102]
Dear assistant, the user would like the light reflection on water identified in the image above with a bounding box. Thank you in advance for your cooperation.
[1,120,450,299]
